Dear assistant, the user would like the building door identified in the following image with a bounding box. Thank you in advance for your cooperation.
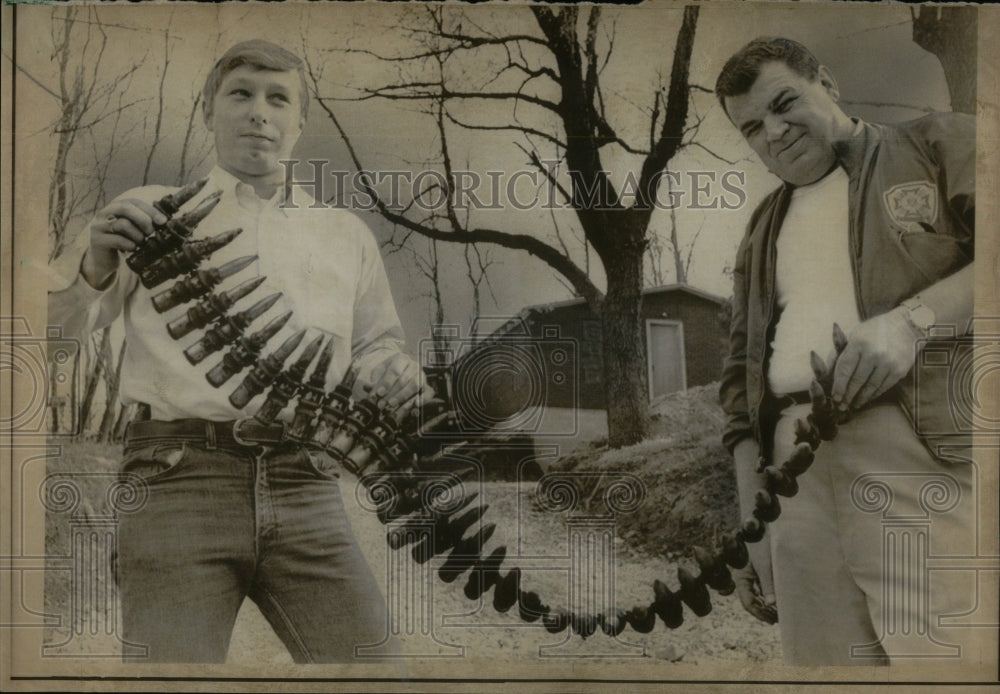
[646,320,686,401]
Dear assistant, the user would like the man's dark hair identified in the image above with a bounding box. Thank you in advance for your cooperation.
[202,39,309,122]
[715,37,820,116]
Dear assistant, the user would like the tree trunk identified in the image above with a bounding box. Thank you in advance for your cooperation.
[112,403,134,443]
[70,349,79,435]
[599,243,649,448]
[912,6,977,115]
[666,177,686,285]
[49,366,60,434]
[97,337,126,442]
[96,394,117,443]
[48,9,78,263]
[78,327,109,437]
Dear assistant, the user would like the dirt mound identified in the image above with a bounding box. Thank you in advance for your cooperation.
[548,383,739,559]
[650,382,727,441]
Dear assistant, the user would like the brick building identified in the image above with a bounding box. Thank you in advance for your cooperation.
[448,284,729,415]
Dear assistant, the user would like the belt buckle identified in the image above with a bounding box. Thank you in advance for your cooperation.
[232,418,257,447]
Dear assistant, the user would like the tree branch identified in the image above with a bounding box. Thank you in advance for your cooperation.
[515,142,572,207]
[684,140,738,166]
[346,85,562,115]
[445,109,566,149]
[636,5,699,214]
[431,57,463,234]
[305,49,600,306]
[840,98,937,114]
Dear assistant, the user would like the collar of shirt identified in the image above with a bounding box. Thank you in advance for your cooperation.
[777,119,869,195]
[789,163,848,199]
[832,118,873,180]
[204,165,319,215]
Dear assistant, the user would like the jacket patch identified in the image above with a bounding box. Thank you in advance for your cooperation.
[883,181,938,233]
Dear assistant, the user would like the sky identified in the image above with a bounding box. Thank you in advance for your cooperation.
[15,1,957,354]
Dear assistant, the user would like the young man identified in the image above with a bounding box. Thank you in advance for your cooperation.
[715,38,976,665]
[49,40,424,662]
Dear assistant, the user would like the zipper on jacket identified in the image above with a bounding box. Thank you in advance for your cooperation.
[847,177,867,322]
[753,186,790,449]
[845,125,881,323]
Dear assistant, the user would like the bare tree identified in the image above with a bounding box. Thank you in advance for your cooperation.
[96,338,123,443]
[177,92,213,186]
[40,8,147,434]
[99,19,191,442]
[77,329,108,436]
[47,7,146,263]
[666,177,685,286]
[140,12,174,185]
[41,9,209,438]
[464,244,497,339]
[388,237,449,347]
[645,230,667,288]
[912,6,976,115]
[306,5,702,447]
[176,22,222,186]
[644,174,701,287]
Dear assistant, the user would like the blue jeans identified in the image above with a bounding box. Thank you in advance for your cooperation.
[115,433,396,662]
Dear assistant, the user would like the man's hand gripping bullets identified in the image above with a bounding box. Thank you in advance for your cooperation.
[139,181,294,392]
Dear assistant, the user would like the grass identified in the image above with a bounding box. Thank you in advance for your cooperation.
[43,440,123,653]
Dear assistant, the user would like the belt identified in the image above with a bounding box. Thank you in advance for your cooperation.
[125,418,288,448]
[772,390,812,410]
[772,386,898,414]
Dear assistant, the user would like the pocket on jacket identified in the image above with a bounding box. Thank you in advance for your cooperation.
[896,227,971,282]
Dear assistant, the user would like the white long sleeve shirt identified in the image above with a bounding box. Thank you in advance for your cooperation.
[48,166,406,422]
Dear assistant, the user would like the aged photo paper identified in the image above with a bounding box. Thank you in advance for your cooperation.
[2,1,998,691]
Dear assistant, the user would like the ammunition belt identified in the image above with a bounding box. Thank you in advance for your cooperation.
[773,386,895,413]
[130,182,863,641]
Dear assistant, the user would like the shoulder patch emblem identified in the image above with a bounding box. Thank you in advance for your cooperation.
[882,181,938,233]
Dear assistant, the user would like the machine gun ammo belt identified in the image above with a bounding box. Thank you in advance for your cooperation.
[124,182,876,640]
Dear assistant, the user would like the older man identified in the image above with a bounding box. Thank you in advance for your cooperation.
[716,38,975,665]
[49,40,424,662]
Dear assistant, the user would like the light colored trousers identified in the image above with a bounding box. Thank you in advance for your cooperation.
[769,402,980,666]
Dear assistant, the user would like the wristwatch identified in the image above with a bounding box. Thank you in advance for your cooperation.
[900,297,935,335]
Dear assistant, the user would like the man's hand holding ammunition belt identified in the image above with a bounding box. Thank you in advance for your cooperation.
[82,178,210,290]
